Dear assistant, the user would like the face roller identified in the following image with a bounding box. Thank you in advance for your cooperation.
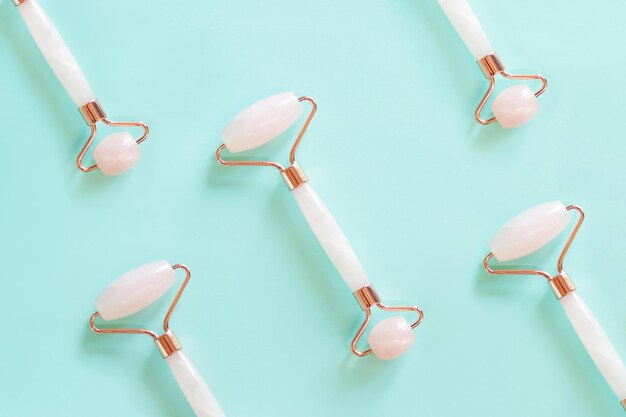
[216,92,424,360]
[90,261,226,417]
[483,202,626,410]
[14,0,149,175]
[437,0,548,128]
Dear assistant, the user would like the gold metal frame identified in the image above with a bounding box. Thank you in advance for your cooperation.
[77,100,149,173]
[483,205,585,299]
[216,96,317,190]
[89,264,190,358]
[475,53,548,125]
[351,285,424,357]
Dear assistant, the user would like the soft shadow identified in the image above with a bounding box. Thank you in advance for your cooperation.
[473,261,534,297]
[80,318,155,355]
[407,0,469,92]
[266,184,352,320]
[67,168,119,196]
[471,120,512,151]
[335,343,408,387]
[79,299,190,414]
[205,147,253,188]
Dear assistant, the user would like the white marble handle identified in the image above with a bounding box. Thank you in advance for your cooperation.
[166,350,226,417]
[17,0,96,107]
[291,182,370,291]
[560,291,626,402]
[437,0,494,59]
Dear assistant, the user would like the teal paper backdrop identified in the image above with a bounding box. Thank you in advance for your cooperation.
[1,0,625,416]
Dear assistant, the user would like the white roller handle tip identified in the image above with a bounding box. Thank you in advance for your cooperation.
[17,0,96,107]
[437,0,494,60]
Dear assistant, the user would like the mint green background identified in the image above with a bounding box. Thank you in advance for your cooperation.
[1,0,625,416]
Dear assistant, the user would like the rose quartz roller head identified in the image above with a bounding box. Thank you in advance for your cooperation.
[90,261,226,417]
[14,0,149,175]
[437,0,548,128]
[484,202,626,411]
[216,92,424,360]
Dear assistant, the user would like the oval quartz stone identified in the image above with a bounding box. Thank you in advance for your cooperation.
[367,316,415,360]
[93,131,141,176]
[96,260,175,320]
[490,201,570,262]
[492,85,539,129]
[221,92,302,153]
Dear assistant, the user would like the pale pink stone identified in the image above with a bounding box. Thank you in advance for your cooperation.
[93,131,140,176]
[367,316,415,360]
[491,85,539,129]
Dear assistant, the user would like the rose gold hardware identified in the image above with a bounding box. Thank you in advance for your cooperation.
[216,96,317,191]
[483,205,585,299]
[549,272,576,299]
[76,101,149,173]
[477,53,505,78]
[12,0,26,6]
[475,53,548,125]
[621,399,626,411]
[353,285,381,311]
[351,284,424,357]
[280,162,308,190]
[79,100,107,125]
[155,330,182,358]
[89,264,191,359]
